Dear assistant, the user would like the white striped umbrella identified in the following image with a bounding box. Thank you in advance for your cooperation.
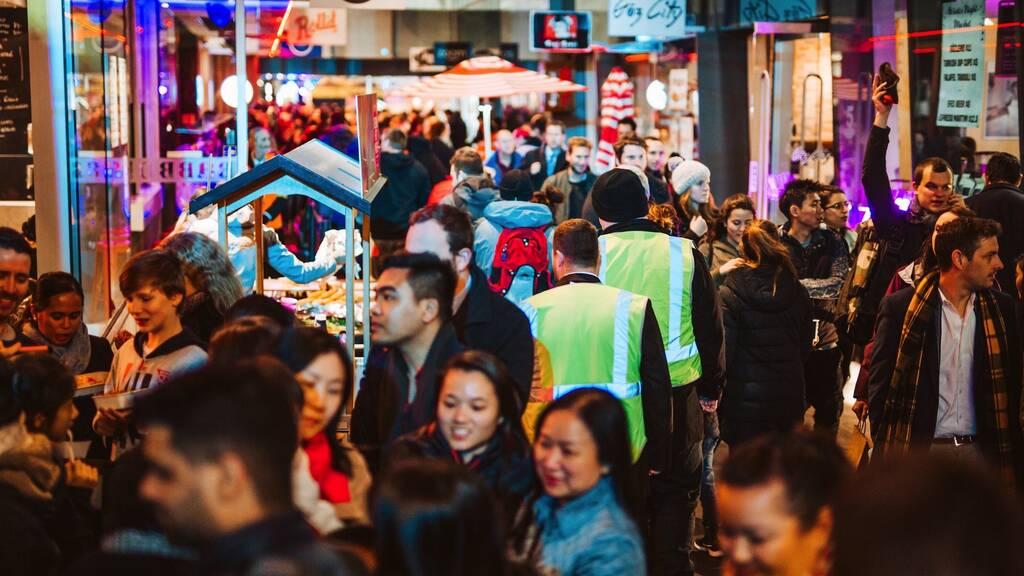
[594,67,634,174]
[396,56,585,159]
[396,56,586,99]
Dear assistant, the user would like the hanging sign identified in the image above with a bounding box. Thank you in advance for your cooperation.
[738,0,816,24]
[608,0,687,39]
[995,0,1018,77]
[936,0,985,127]
[530,11,592,52]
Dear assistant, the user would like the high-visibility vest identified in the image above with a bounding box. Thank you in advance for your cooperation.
[599,231,702,386]
[519,282,648,461]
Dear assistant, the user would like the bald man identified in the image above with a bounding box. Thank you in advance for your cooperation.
[485,129,523,186]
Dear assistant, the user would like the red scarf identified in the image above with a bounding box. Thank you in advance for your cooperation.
[302,432,351,503]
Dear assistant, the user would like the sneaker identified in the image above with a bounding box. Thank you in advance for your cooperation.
[693,535,723,558]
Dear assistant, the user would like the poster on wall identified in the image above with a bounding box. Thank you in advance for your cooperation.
[667,68,688,112]
[936,0,985,128]
[530,11,591,52]
[985,73,1019,139]
[409,47,445,72]
[608,0,687,39]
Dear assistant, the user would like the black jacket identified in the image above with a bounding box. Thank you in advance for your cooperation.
[861,125,939,316]
[719,266,813,446]
[453,266,535,409]
[350,323,464,466]
[389,423,535,524]
[554,272,674,471]
[372,152,431,240]
[0,481,60,576]
[645,168,671,204]
[779,223,849,348]
[867,286,1024,468]
[522,145,568,191]
[965,182,1024,293]
[599,219,726,452]
[407,135,448,186]
[180,292,222,348]
[198,510,346,576]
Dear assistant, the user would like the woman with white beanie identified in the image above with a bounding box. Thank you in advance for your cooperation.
[671,160,716,242]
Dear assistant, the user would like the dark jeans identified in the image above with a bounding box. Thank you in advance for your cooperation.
[699,411,720,539]
[649,385,703,576]
[805,347,843,435]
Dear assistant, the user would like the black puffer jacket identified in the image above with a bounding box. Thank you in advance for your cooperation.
[719,265,813,446]
[371,152,431,240]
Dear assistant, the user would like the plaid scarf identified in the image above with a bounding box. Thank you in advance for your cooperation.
[876,270,1016,483]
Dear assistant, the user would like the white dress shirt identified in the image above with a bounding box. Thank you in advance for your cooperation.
[934,289,977,438]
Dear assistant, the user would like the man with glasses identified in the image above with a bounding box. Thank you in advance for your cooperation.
[846,73,958,345]
[779,180,851,437]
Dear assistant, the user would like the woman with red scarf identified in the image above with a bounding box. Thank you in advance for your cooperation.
[276,328,371,527]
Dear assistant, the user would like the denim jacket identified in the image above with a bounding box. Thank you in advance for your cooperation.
[531,478,646,576]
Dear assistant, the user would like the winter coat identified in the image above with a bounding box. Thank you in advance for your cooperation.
[699,238,742,287]
[473,199,555,281]
[407,135,448,186]
[350,324,465,472]
[485,151,524,186]
[440,175,501,222]
[521,145,568,191]
[719,265,813,446]
[451,266,535,408]
[965,182,1024,293]
[372,152,431,240]
[542,168,598,224]
[0,421,63,576]
[389,423,535,524]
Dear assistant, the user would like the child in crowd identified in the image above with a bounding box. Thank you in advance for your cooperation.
[93,250,207,451]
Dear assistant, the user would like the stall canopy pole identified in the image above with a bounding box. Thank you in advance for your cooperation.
[345,206,356,364]
[481,101,493,161]
[235,0,248,175]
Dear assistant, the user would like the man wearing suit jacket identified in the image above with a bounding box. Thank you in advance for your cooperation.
[522,120,567,191]
[868,217,1023,482]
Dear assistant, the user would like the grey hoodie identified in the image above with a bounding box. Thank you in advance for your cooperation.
[104,330,207,395]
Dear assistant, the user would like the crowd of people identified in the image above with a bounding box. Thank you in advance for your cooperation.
[2,73,1024,576]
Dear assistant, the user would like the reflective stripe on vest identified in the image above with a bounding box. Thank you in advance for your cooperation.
[599,232,702,385]
[519,284,648,460]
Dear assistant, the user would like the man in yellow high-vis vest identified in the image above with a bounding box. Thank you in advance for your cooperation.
[591,166,725,576]
[519,219,672,523]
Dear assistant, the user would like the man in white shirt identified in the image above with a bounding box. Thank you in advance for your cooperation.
[869,217,1023,477]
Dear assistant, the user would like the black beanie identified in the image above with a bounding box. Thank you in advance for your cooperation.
[591,168,649,222]
[500,169,534,202]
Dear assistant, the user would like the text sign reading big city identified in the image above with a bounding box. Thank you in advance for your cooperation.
[608,0,687,38]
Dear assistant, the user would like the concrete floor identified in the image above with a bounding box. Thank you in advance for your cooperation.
[692,363,864,575]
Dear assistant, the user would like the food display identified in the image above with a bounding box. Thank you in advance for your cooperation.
[263,277,373,346]
[74,372,108,398]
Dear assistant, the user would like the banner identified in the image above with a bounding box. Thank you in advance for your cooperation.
[608,0,687,39]
[936,0,985,127]
[738,0,816,24]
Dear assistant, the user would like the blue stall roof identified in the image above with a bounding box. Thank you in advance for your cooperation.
[189,138,384,216]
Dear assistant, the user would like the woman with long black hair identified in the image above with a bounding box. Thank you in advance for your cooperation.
[510,388,645,576]
[390,350,534,520]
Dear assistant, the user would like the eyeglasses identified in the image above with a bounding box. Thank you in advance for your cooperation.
[824,201,852,211]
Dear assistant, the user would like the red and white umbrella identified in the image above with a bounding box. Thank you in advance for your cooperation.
[397,56,585,159]
[396,56,586,99]
[594,67,634,174]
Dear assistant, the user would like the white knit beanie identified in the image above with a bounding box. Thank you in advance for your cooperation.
[671,160,710,194]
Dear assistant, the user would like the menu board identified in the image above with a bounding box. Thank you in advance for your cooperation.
[0,7,29,155]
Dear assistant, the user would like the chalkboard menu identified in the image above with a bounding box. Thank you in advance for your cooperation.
[0,7,29,156]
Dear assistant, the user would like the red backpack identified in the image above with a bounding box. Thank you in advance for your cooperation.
[488,226,551,301]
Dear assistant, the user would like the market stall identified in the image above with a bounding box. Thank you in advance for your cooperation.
[189,93,384,367]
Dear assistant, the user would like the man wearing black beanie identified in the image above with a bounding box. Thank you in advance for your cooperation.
[592,167,725,576]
